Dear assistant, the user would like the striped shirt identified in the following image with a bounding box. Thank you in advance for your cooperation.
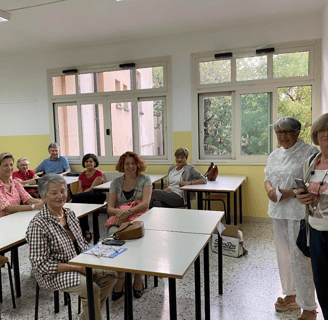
[25,205,88,291]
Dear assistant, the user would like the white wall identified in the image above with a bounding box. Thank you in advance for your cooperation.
[0,13,322,136]
[322,2,328,113]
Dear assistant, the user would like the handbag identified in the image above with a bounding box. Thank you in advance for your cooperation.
[204,162,218,181]
[113,221,145,240]
[104,200,147,227]
[296,217,310,258]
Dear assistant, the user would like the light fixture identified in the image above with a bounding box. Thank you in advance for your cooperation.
[0,9,11,22]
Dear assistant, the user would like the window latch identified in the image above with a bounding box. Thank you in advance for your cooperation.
[106,129,110,135]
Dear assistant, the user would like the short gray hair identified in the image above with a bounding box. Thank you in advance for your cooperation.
[38,173,67,198]
[0,153,14,166]
[17,158,29,167]
[273,116,301,132]
[48,142,60,152]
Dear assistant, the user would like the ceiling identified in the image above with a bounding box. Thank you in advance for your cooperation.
[0,0,326,55]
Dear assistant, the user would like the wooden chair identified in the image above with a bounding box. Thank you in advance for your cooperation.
[0,256,16,309]
[67,180,79,202]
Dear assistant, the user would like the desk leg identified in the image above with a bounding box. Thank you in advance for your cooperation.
[92,211,100,245]
[194,256,201,320]
[204,243,211,320]
[11,248,21,298]
[239,184,242,224]
[226,193,231,225]
[204,243,210,320]
[125,273,133,320]
[54,291,59,313]
[86,267,95,320]
[234,191,237,226]
[169,278,177,320]
[218,234,223,295]
[186,191,191,209]
[197,191,203,210]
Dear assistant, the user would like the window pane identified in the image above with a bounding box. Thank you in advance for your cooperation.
[240,93,271,156]
[273,52,309,78]
[97,70,132,92]
[136,67,164,89]
[236,56,267,81]
[199,60,231,84]
[57,105,80,156]
[111,102,134,156]
[138,100,165,156]
[202,95,232,155]
[81,104,105,156]
[277,86,312,143]
[52,75,76,95]
[79,73,96,94]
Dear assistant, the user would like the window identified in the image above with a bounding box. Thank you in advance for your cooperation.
[49,57,171,164]
[193,40,320,164]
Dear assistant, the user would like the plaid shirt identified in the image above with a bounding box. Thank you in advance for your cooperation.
[25,205,89,291]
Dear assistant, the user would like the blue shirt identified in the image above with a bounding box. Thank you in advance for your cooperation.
[36,156,70,174]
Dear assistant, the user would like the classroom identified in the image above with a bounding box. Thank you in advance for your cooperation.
[1,0,328,319]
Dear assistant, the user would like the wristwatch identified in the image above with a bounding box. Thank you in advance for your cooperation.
[31,204,35,210]
[128,209,133,215]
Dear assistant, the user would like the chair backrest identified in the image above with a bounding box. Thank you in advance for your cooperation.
[70,181,79,196]
[103,171,123,183]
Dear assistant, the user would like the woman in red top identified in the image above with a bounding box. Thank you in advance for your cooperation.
[72,154,106,241]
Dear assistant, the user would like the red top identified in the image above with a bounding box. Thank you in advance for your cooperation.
[79,170,104,192]
[12,170,36,196]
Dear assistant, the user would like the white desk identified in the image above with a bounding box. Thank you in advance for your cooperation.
[24,176,79,189]
[181,175,246,225]
[94,174,167,191]
[136,207,224,311]
[0,203,105,298]
[69,230,210,320]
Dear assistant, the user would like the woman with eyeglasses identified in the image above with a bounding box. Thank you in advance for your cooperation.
[149,147,206,208]
[296,113,328,320]
[264,117,319,320]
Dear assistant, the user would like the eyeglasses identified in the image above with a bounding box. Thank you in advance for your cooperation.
[275,130,294,136]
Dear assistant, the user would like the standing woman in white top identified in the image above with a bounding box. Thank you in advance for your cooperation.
[296,113,328,320]
[264,117,318,320]
[149,148,206,208]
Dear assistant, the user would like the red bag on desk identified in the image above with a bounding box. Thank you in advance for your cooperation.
[104,200,147,227]
[204,162,218,181]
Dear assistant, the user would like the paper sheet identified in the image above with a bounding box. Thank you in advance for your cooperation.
[276,187,282,202]
[83,243,127,258]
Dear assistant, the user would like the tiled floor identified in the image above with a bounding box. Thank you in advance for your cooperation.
[0,215,324,320]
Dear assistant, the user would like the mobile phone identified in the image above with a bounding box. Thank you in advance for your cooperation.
[294,178,308,194]
[102,239,125,246]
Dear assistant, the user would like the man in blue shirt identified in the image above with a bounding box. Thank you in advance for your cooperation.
[34,143,70,176]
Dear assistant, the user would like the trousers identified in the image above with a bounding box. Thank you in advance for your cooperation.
[61,269,116,320]
[310,226,328,319]
[273,219,316,310]
[149,189,184,208]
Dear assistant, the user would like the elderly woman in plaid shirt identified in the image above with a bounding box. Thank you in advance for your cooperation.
[26,174,116,320]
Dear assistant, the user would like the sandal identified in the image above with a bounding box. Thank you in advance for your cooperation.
[297,310,317,320]
[84,231,92,243]
[274,296,300,312]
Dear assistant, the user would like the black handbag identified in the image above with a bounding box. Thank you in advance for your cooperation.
[296,217,310,258]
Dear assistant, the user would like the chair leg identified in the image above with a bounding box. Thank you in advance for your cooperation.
[64,292,72,320]
[78,295,81,314]
[35,283,40,320]
[54,291,59,313]
[6,262,16,309]
[144,274,148,289]
[154,276,158,287]
[106,296,110,320]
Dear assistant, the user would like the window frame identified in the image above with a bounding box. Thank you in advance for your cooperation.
[191,39,321,165]
[48,56,173,165]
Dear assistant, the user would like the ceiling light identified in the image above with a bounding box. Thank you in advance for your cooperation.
[0,9,11,22]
